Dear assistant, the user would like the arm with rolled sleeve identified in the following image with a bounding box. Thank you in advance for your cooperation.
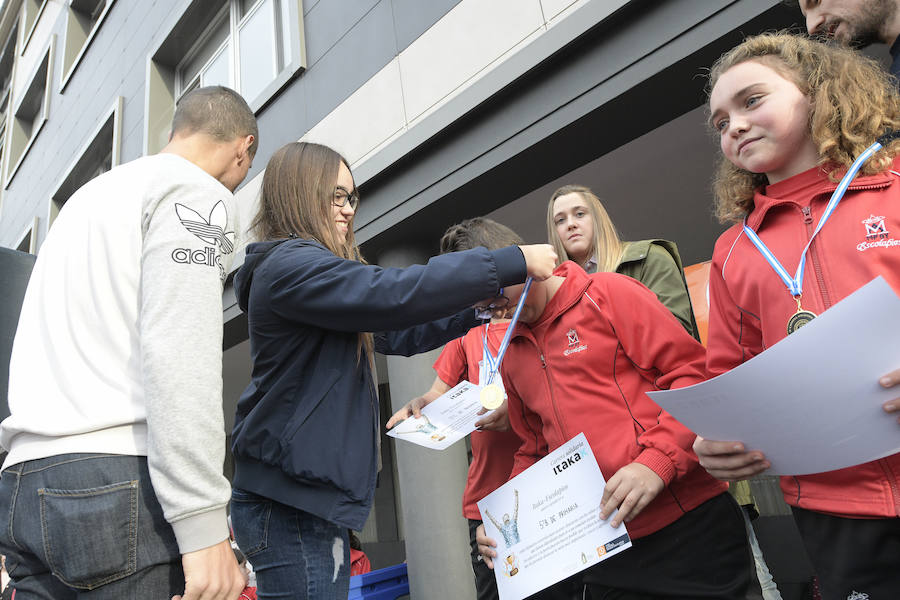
[140,180,237,554]
[385,338,469,429]
[597,275,709,486]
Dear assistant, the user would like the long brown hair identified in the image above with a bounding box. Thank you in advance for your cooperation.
[251,142,372,358]
[708,32,900,224]
[252,142,363,260]
[546,185,623,273]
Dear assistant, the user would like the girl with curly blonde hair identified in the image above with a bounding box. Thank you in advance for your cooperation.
[698,32,900,599]
[708,31,900,223]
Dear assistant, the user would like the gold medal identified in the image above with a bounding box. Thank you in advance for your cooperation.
[480,383,504,410]
[787,296,817,335]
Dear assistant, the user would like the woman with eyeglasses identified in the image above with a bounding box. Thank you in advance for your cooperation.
[228,142,557,599]
[547,184,697,338]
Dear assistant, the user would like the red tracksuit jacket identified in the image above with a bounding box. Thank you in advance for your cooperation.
[708,161,900,519]
[502,262,727,539]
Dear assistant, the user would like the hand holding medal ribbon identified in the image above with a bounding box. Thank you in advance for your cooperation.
[742,134,897,335]
[480,277,533,410]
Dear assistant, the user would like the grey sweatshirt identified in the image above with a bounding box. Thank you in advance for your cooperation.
[3,153,239,553]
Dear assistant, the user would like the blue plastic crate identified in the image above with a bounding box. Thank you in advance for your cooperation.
[348,563,409,600]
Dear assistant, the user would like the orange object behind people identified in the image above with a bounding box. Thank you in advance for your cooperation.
[684,261,711,346]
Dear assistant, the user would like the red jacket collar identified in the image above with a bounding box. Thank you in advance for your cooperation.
[747,163,895,230]
[525,261,592,331]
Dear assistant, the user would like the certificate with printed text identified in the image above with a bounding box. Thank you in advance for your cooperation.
[477,433,631,600]
[387,380,491,450]
[648,277,900,475]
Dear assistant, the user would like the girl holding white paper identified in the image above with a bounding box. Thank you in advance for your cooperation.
[699,32,900,599]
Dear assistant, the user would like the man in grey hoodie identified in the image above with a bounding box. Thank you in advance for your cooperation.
[0,86,257,600]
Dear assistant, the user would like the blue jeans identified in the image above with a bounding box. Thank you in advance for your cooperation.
[230,488,349,600]
[0,454,183,599]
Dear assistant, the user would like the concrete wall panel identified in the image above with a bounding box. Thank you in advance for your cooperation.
[541,0,584,22]
[398,0,544,121]
[389,0,460,51]
[304,57,405,165]
[303,0,397,127]
[303,0,380,68]
[0,0,185,245]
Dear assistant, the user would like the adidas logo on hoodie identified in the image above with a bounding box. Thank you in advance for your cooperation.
[171,200,235,280]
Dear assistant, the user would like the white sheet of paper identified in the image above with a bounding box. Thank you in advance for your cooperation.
[387,380,491,450]
[477,433,631,600]
[648,277,900,476]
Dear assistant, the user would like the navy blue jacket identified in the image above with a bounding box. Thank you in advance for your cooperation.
[231,238,526,529]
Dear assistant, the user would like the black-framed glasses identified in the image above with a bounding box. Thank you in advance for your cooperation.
[474,290,510,319]
[333,186,360,210]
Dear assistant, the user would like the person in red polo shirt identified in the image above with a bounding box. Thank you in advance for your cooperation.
[388,218,536,600]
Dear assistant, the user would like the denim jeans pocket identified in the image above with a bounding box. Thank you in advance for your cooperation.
[38,480,139,590]
[230,488,271,557]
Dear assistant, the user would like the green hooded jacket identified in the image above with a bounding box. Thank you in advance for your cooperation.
[614,239,700,341]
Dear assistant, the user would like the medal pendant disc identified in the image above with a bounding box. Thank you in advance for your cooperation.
[480,383,504,410]
[787,310,817,335]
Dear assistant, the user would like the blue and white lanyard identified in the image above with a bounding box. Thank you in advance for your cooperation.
[484,277,533,386]
[741,141,883,297]
[481,323,498,375]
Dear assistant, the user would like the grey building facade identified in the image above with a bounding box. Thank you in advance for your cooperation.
[4,0,889,598]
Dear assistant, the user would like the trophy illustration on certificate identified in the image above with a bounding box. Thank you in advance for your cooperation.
[502,553,520,577]
[478,433,632,600]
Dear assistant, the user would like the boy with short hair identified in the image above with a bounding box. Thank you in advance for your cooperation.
[388,217,526,600]
[0,86,257,599]
[476,258,752,599]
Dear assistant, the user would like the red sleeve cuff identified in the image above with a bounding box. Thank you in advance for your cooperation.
[634,447,676,485]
